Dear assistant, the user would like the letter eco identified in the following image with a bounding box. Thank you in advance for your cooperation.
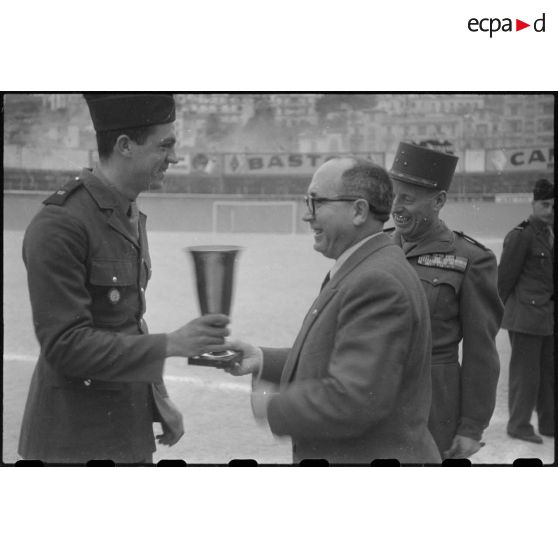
[468,18,479,31]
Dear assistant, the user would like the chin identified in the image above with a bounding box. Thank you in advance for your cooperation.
[148,180,163,191]
[313,241,327,256]
[395,223,412,236]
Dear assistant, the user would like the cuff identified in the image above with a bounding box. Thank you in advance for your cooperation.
[456,417,485,441]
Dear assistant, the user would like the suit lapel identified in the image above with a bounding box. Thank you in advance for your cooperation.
[280,234,392,385]
[327,233,392,288]
[280,288,337,385]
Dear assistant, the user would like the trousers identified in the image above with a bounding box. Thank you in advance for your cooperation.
[507,331,554,436]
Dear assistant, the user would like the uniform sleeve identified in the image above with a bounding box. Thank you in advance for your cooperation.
[458,248,504,440]
[267,271,416,440]
[23,207,167,384]
[497,229,530,303]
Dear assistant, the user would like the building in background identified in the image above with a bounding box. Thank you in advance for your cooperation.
[3,93,553,171]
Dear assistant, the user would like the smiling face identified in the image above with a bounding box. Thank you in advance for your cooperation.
[128,122,178,191]
[391,180,446,241]
[303,158,361,260]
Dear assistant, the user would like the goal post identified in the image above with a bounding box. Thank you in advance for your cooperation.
[212,200,299,234]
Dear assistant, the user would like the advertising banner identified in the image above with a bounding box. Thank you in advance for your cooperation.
[223,152,385,175]
[486,147,554,172]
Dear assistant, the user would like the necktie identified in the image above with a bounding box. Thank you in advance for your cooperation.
[127,201,140,239]
[320,272,331,292]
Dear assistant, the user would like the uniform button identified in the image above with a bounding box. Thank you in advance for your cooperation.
[140,287,145,293]
[112,276,117,282]
[84,379,92,386]
[433,278,439,283]
[531,301,535,305]
[312,308,318,315]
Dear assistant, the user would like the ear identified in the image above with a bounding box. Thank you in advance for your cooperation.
[432,190,447,211]
[352,199,369,225]
[114,134,134,158]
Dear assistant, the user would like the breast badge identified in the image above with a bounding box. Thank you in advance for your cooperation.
[108,288,121,304]
[417,254,468,272]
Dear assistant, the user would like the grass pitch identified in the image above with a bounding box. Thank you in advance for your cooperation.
[3,199,555,464]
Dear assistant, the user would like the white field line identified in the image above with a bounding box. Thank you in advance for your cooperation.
[4,353,37,363]
[3,353,250,393]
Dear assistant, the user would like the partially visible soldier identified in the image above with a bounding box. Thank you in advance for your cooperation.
[388,141,504,459]
[18,94,230,464]
[498,178,554,444]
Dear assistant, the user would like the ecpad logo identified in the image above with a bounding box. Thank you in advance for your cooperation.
[468,13,546,37]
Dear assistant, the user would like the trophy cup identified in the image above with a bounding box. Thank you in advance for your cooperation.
[186,245,243,368]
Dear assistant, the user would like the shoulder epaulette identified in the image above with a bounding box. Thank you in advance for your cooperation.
[454,230,489,251]
[513,220,530,231]
[43,176,83,206]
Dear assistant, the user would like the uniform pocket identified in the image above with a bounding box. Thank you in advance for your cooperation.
[419,270,462,318]
[89,259,135,286]
[88,259,137,326]
[518,292,551,307]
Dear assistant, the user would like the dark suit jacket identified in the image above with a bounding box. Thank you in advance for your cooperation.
[499,216,554,336]
[18,169,168,463]
[259,234,441,464]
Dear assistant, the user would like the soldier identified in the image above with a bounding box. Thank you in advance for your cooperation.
[498,178,554,444]
[18,94,230,464]
[388,141,504,459]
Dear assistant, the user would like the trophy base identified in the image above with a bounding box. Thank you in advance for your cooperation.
[188,350,242,369]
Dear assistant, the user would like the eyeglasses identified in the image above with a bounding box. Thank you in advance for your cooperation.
[304,195,363,217]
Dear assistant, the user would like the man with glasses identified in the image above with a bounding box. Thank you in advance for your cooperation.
[225,157,440,464]
[389,141,503,460]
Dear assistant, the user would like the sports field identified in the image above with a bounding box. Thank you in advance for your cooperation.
[2,195,555,464]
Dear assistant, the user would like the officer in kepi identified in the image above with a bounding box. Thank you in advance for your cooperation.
[388,141,504,460]
[498,178,554,444]
[18,94,230,464]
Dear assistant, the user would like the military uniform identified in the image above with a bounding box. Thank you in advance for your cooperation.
[388,141,504,456]
[498,215,554,437]
[390,221,504,451]
[19,169,169,463]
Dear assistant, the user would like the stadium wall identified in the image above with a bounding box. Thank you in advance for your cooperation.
[3,167,553,199]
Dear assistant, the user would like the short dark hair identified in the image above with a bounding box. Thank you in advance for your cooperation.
[340,158,394,223]
[96,125,154,160]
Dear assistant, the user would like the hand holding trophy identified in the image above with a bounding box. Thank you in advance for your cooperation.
[185,245,243,368]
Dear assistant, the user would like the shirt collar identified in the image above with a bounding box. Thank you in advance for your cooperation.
[91,166,134,214]
[329,231,384,279]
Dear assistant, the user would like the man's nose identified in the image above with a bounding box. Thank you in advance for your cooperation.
[302,209,313,222]
[167,148,179,164]
[302,203,314,222]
